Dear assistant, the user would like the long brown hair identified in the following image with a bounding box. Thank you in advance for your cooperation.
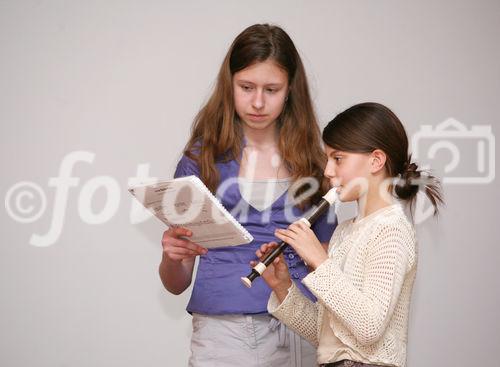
[322,102,444,215]
[184,23,327,205]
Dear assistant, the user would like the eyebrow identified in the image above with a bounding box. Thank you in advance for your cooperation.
[235,80,284,87]
[328,150,343,156]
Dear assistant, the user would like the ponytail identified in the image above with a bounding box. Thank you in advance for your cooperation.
[395,155,444,215]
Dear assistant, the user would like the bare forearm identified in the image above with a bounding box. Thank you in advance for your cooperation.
[158,252,195,295]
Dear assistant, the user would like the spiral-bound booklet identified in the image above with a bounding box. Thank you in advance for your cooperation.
[129,175,253,248]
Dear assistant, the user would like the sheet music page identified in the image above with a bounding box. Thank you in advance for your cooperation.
[129,176,253,248]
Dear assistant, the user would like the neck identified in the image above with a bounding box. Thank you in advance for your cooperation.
[242,123,279,149]
[357,183,394,219]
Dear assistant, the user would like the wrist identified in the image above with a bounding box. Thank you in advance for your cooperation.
[161,252,182,266]
[273,279,293,301]
[309,254,329,270]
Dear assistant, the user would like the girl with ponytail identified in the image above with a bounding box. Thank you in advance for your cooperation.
[255,102,444,367]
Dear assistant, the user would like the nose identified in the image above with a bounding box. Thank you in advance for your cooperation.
[324,159,341,187]
[252,89,264,110]
[324,159,336,179]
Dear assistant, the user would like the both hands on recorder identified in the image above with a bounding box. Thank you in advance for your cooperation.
[250,221,329,303]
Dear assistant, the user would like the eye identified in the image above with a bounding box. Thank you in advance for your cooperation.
[240,84,253,91]
[334,156,342,163]
[266,88,277,93]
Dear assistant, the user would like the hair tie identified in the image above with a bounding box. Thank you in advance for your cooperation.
[403,162,418,173]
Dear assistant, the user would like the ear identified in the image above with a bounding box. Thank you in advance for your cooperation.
[370,149,387,174]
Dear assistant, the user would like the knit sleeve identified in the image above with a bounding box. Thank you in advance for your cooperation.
[302,222,415,346]
[267,281,320,347]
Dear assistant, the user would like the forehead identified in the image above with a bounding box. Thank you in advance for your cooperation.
[324,145,342,155]
[233,60,288,84]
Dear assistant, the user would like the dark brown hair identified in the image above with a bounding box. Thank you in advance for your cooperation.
[184,23,327,205]
[322,102,444,215]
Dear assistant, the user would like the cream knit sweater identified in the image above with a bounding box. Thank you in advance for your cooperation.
[268,204,417,367]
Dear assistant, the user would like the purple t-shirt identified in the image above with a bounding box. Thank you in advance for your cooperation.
[174,153,337,315]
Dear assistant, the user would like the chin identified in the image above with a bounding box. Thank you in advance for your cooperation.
[243,120,276,131]
[337,191,358,203]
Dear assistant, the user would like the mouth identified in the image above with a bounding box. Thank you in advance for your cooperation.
[247,114,268,121]
[330,180,342,188]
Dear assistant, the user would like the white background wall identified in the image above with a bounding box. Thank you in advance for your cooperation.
[1,1,499,366]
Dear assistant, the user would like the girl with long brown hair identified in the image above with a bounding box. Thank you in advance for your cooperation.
[158,24,337,366]
[256,102,443,367]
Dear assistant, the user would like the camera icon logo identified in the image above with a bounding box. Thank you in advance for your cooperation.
[411,118,495,184]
